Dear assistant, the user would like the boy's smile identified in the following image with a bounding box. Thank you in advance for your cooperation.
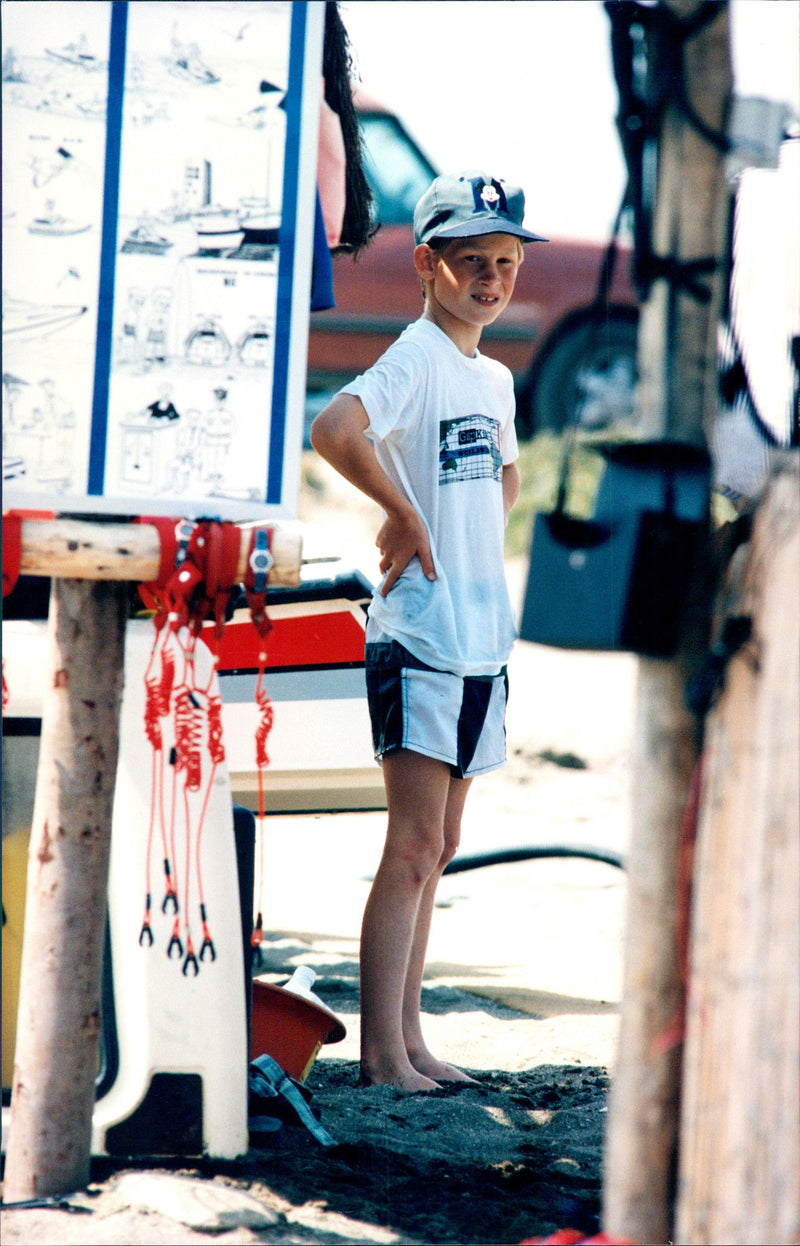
[415,233,522,356]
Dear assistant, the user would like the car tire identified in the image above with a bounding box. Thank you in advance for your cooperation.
[527,313,639,436]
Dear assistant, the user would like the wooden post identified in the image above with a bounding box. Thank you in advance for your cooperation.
[675,454,800,1246]
[602,3,732,1242]
[4,579,127,1200]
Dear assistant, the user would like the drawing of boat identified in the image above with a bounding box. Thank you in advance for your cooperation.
[228,199,280,259]
[2,296,88,339]
[237,198,281,232]
[28,207,90,237]
[120,221,173,256]
[191,209,244,254]
[3,456,27,481]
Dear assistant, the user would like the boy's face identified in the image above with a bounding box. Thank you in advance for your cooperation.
[415,233,523,331]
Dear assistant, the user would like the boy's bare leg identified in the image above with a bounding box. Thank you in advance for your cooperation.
[359,750,452,1091]
[402,774,479,1082]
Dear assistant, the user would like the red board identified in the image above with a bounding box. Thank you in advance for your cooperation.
[205,608,366,672]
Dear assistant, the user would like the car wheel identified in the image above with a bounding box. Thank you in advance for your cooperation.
[528,314,639,435]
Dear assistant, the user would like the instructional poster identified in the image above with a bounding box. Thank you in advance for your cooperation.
[1,0,323,520]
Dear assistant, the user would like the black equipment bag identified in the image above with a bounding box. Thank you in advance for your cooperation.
[519,441,710,657]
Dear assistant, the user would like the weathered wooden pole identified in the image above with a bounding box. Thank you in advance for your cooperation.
[675,453,799,1246]
[602,3,732,1242]
[3,578,128,1200]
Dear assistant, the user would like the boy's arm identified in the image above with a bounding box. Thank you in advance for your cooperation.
[502,462,521,524]
[310,393,436,596]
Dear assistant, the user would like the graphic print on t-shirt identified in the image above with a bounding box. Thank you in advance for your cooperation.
[438,415,503,486]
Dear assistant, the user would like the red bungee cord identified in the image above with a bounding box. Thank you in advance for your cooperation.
[245,527,274,969]
[137,517,197,950]
[140,627,179,947]
[138,517,267,976]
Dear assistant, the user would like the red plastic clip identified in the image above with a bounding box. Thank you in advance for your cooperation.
[138,894,154,948]
[182,933,200,977]
[167,920,183,959]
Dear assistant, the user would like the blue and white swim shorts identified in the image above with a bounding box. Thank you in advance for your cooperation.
[364,640,508,779]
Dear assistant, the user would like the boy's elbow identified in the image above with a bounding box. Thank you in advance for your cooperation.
[309,409,335,457]
[308,414,323,454]
[310,395,368,461]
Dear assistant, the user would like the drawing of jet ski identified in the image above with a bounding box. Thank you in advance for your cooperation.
[3,295,88,339]
[167,34,219,85]
[45,35,105,72]
[237,321,272,367]
[2,48,27,83]
[185,317,231,366]
[235,80,285,130]
[77,95,108,119]
[120,219,173,255]
[28,202,90,237]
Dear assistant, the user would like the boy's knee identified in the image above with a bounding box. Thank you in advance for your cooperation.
[438,835,460,870]
[385,820,446,882]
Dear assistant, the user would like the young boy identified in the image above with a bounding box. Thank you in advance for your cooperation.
[310,172,547,1091]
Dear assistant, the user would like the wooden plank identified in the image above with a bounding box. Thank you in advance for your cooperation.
[675,454,800,1245]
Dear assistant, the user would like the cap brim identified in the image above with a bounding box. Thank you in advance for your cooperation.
[423,217,548,244]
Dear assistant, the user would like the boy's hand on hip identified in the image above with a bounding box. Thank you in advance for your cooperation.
[376,506,436,597]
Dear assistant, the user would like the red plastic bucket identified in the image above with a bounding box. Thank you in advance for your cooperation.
[250,978,346,1082]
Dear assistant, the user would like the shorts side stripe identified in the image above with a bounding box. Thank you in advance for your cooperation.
[456,677,494,775]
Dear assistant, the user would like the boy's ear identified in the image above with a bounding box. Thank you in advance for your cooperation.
[413,243,438,282]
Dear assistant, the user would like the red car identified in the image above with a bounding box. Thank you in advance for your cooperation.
[308,95,639,437]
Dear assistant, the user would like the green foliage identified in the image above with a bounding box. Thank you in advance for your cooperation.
[505,433,606,559]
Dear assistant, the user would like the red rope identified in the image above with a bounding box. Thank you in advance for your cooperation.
[251,649,274,961]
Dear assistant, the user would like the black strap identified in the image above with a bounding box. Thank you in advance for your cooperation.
[605,0,730,303]
[553,190,629,516]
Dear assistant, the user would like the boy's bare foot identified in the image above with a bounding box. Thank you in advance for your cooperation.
[359,1063,440,1092]
[408,1051,479,1083]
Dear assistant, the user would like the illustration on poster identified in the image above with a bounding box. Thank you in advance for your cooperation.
[2,0,317,520]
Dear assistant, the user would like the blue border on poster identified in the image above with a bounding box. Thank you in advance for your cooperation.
[87,0,128,496]
[267,0,306,505]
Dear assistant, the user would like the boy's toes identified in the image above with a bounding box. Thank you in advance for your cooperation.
[359,1064,440,1093]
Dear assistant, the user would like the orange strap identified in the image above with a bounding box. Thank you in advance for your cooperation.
[2,513,23,598]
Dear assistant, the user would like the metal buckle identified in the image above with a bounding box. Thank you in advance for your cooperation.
[248,530,273,591]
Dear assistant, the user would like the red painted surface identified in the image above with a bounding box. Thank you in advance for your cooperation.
[205,608,366,671]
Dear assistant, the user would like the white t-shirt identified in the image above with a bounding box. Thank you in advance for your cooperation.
[340,317,519,677]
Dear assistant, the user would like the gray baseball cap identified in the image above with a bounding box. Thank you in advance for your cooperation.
[413,172,548,246]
